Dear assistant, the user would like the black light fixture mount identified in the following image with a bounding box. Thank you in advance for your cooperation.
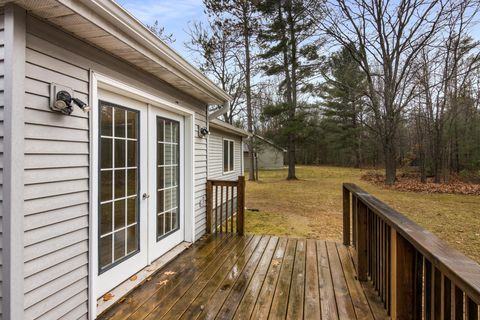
[199,127,210,137]
[50,83,90,115]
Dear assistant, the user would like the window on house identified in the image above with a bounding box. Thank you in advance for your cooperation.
[223,139,235,173]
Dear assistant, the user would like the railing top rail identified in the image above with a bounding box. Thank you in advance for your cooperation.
[208,179,239,187]
[343,183,480,304]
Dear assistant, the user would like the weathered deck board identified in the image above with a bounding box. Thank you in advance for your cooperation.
[98,235,388,320]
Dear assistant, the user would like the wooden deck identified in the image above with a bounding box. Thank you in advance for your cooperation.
[98,234,388,320]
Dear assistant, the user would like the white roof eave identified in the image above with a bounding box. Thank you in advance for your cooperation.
[5,0,232,104]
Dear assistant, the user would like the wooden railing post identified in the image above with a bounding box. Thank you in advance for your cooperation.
[343,185,350,245]
[237,176,245,236]
[390,229,415,319]
[356,200,368,281]
[206,180,213,234]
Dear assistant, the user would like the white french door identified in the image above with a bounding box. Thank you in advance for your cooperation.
[96,89,148,296]
[148,107,185,260]
[96,89,186,297]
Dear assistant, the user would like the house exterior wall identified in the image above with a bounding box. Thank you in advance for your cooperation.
[17,14,209,319]
[208,128,243,180]
[244,143,285,170]
[0,10,4,318]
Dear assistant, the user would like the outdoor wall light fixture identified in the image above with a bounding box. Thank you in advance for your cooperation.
[199,127,210,137]
[52,90,90,115]
[50,83,90,115]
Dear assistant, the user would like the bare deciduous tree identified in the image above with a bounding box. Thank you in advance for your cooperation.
[320,0,452,184]
[186,21,245,123]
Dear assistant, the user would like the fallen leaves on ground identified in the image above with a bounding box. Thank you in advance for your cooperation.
[362,171,480,195]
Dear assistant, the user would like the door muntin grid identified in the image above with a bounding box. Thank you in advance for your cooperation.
[98,101,140,273]
[156,117,180,241]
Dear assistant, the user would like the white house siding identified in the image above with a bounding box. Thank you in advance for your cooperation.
[208,128,242,180]
[23,15,209,319]
[0,11,4,318]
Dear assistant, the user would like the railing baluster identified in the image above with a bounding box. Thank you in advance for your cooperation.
[376,215,380,292]
[220,185,223,233]
[413,251,423,319]
[425,259,433,319]
[443,275,452,320]
[391,229,416,319]
[343,186,351,245]
[215,185,218,235]
[454,286,464,320]
[434,268,442,318]
[466,296,479,320]
[206,180,213,234]
[352,195,357,247]
[386,224,390,311]
[225,185,229,233]
[237,176,245,235]
[231,185,234,233]
[380,219,384,302]
[356,200,368,281]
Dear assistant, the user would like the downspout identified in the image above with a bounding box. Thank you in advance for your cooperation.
[207,101,230,120]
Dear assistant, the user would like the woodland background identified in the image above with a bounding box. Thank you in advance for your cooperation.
[149,0,480,186]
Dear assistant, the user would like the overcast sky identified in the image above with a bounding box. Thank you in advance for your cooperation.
[117,0,206,61]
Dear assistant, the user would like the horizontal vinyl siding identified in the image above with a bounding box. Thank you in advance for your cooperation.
[208,128,242,180]
[24,30,90,320]
[0,12,4,318]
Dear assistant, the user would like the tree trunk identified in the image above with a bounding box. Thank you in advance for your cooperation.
[287,133,296,180]
[278,2,297,180]
[432,129,442,183]
[384,136,397,185]
[286,1,297,180]
[243,4,255,182]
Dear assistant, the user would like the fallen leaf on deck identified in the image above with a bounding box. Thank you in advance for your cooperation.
[164,271,176,276]
[272,260,280,267]
[157,280,169,286]
[130,275,138,281]
[103,292,114,301]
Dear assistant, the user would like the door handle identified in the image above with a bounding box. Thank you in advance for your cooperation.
[142,193,150,200]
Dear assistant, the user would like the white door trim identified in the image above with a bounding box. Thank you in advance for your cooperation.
[88,71,196,318]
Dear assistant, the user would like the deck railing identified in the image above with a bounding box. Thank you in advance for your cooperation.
[206,176,245,236]
[343,183,480,319]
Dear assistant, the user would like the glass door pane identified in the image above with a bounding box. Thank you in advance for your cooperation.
[99,101,139,272]
[156,117,180,240]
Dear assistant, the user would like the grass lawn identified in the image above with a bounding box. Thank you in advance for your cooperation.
[244,166,480,263]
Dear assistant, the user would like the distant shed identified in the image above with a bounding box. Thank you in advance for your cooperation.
[244,135,286,170]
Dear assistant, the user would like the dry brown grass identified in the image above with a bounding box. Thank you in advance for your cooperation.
[245,166,480,263]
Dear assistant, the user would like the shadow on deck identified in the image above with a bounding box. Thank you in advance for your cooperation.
[98,233,388,319]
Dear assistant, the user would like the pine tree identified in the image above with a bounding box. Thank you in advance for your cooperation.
[257,0,323,180]
[320,46,367,168]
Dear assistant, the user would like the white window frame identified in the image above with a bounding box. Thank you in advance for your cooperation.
[88,71,196,318]
[223,138,235,174]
